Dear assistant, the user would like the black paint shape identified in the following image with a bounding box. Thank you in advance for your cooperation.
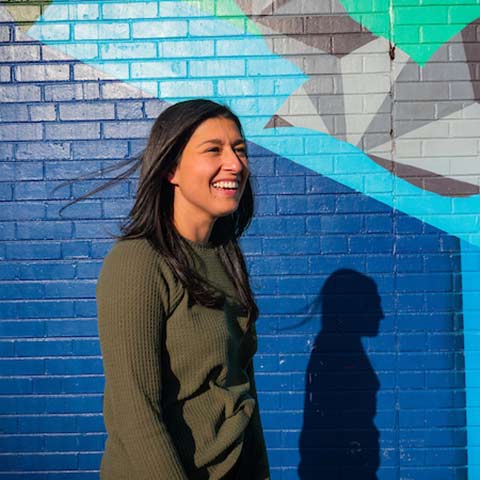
[299,269,383,480]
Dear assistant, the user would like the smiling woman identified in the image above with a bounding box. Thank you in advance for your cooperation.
[93,99,270,480]
[168,116,249,244]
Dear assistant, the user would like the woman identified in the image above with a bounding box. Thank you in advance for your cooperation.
[96,99,270,479]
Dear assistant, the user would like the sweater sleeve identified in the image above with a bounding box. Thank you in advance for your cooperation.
[246,328,271,480]
[96,241,188,479]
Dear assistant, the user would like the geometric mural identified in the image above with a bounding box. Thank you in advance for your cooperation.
[23,0,480,246]
[4,2,52,31]
[1,1,479,478]
[236,1,480,197]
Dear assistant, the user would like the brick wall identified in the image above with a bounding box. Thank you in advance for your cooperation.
[1,1,479,479]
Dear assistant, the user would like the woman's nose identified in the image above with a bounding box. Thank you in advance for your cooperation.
[223,147,245,172]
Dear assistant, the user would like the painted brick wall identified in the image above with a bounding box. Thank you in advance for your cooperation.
[1,1,479,479]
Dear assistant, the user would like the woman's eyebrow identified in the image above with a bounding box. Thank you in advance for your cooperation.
[196,138,245,147]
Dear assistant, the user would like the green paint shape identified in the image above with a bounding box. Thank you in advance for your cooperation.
[177,0,263,35]
[341,0,480,65]
[5,0,53,31]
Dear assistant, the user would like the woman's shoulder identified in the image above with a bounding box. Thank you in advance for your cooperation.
[99,238,164,281]
[101,238,176,283]
[98,238,183,311]
[104,237,160,264]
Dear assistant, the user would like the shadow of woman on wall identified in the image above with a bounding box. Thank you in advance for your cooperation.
[298,269,384,480]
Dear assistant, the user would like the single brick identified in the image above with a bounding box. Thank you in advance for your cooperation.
[101,80,154,99]
[0,182,13,201]
[18,262,75,280]
[76,414,105,432]
[0,65,11,81]
[0,103,29,121]
[100,41,157,60]
[6,242,61,260]
[15,162,43,180]
[156,0,207,15]
[62,376,104,395]
[0,222,15,240]
[29,104,56,121]
[218,78,275,96]
[76,261,102,279]
[46,357,103,375]
[189,18,244,37]
[159,79,213,98]
[0,358,45,375]
[116,100,144,120]
[349,235,394,253]
[73,300,98,319]
[395,81,450,101]
[0,44,40,62]
[72,181,129,200]
[16,221,73,240]
[395,6,448,25]
[59,102,115,121]
[131,60,187,79]
[15,64,70,82]
[44,280,96,299]
[0,25,11,42]
[0,202,44,221]
[45,122,100,141]
[60,242,89,261]
[74,22,129,40]
[102,200,133,219]
[249,256,309,275]
[102,1,158,19]
[132,20,187,38]
[216,38,265,57]
[72,140,128,159]
[189,58,244,77]
[45,3,100,21]
[103,120,151,139]
[0,320,45,337]
[250,216,305,235]
[45,395,102,414]
[14,182,50,201]
[73,62,128,81]
[45,200,102,220]
[44,82,100,101]
[18,415,76,434]
[29,23,70,41]
[41,42,99,62]
[276,194,335,214]
[161,39,213,58]
[72,339,101,356]
[0,123,42,141]
[256,176,304,195]
[262,236,321,255]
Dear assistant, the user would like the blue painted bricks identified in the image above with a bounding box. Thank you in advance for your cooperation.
[0,2,473,479]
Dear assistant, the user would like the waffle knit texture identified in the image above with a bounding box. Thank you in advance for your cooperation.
[96,237,270,479]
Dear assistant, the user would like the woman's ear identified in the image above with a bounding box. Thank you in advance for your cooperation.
[167,168,178,185]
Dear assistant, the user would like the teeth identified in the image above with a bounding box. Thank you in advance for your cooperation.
[212,181,238,189]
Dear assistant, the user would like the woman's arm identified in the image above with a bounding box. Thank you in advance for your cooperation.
[97,241,188,479]
[246,330,270,480]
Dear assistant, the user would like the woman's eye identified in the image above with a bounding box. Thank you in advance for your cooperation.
[207,147,220,153]
[235,147,247,156]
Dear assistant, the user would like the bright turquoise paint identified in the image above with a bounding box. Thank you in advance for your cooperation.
[340,0,480,65]
[29,1,480,248]
[462,240,480,478]
[29,2,480,477]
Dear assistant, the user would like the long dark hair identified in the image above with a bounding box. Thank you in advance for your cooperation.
[70,99,258,324]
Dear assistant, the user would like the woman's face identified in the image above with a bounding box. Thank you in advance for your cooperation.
[169,116,249,229]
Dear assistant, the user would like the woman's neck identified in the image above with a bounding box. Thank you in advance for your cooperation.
[172,217,215,244]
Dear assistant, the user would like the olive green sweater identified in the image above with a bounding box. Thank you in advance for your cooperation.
[96,238,270,479]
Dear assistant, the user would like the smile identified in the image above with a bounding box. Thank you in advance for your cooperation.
[211,181,239,189]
